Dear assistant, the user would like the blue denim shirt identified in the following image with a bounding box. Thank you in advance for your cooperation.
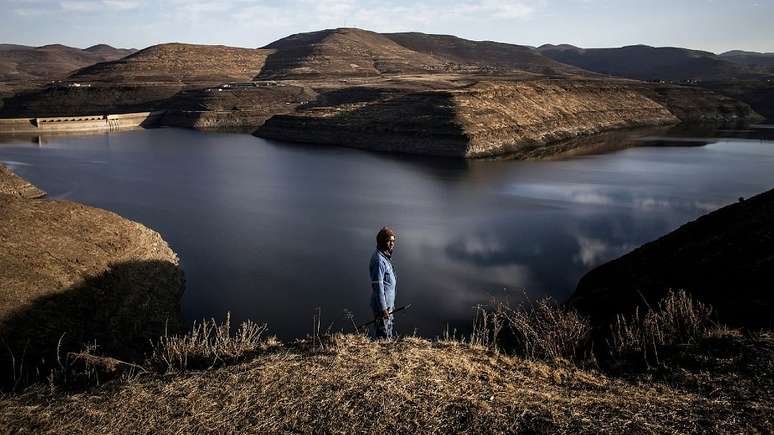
[370,249,396,312]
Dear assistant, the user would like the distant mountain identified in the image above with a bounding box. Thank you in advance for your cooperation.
[84,44,136,58]
[0,44,135,81]
[536,44,770,81]
[719,50,774,67]
[257,28,446,79]
[69,43,272,83]
[383,33,591,77]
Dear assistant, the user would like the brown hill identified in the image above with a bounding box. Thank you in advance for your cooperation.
[257,28,446,79]
[69,43,272,83]
[536,44,771,81]
[0,165,184,386]
[570,187,774,329]
[0,44,134,81]
[384,33,592,77]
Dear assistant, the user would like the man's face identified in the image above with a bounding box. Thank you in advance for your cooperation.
[386,235,396,254]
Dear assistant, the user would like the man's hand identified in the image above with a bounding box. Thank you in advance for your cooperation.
[382,309,390,319]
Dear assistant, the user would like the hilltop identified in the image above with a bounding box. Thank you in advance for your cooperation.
[2,331,773,433]
[0,43,134,81]
[69,43,272,84]
[257,28,446,79]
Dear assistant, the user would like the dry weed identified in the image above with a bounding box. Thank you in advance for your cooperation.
[148,313,267,371]
[495,298,592,362]
[608,290,713,365]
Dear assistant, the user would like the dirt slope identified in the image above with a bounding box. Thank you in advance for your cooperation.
[0,165,184,385]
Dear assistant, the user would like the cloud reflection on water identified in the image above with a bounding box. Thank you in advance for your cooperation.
[1,126,773,338]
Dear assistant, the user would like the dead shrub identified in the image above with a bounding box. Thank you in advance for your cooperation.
[608,290,713,365]
[478,298,592,362]
[148,313,267,372]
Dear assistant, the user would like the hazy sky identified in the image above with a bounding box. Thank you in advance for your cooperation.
[1,0,772,53]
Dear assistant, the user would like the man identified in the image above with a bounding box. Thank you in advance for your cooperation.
[369,226,397,339]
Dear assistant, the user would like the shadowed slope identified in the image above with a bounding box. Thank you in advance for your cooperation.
[570,187,774,329]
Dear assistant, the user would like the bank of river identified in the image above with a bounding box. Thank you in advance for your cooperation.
[2,125,773,338]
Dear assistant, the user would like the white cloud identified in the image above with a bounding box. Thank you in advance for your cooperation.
[574,235,636,267]
[60,0,142,12]
[102,0,142,10]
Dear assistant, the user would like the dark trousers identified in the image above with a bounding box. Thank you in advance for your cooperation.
[372,312,394,339]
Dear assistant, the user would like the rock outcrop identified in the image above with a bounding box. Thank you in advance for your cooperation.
[257,79,681,157]
[0,165,184,385]
[569,187,774,329]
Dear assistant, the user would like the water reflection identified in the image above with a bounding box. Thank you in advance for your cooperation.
[1,125,774,338]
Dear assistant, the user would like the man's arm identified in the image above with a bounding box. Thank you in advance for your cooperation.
[370,258,389,318]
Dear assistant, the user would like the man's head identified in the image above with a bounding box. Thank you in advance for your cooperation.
[376,226,396,254]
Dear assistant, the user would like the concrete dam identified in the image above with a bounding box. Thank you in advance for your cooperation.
[0,111,165,134]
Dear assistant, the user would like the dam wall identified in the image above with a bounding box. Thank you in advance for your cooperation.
[0,111,165,134]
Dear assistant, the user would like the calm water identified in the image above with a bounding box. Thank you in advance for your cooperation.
[2,126,774,338]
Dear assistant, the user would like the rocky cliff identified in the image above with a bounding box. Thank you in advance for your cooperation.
[569,187,774,329]
[0,165,184,385]
[257,79,684,157]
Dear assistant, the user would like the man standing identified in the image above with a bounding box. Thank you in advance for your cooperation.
[370,226,397,339]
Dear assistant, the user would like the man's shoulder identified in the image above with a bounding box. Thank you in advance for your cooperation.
[370,250,390,265]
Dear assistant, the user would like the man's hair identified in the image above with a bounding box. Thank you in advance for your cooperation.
[376,226,396,251]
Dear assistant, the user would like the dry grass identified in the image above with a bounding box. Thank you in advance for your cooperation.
[147,313,267,372]
[4,333,771,434]
[490,297,592,363]
[609,290,713,365]
[0,292,771,433]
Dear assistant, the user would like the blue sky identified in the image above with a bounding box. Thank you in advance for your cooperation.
[1,0,772,53]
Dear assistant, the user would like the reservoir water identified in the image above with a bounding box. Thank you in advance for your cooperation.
[2,126,774,338]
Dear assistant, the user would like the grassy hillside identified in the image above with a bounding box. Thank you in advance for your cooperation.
[1,318,771,433]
